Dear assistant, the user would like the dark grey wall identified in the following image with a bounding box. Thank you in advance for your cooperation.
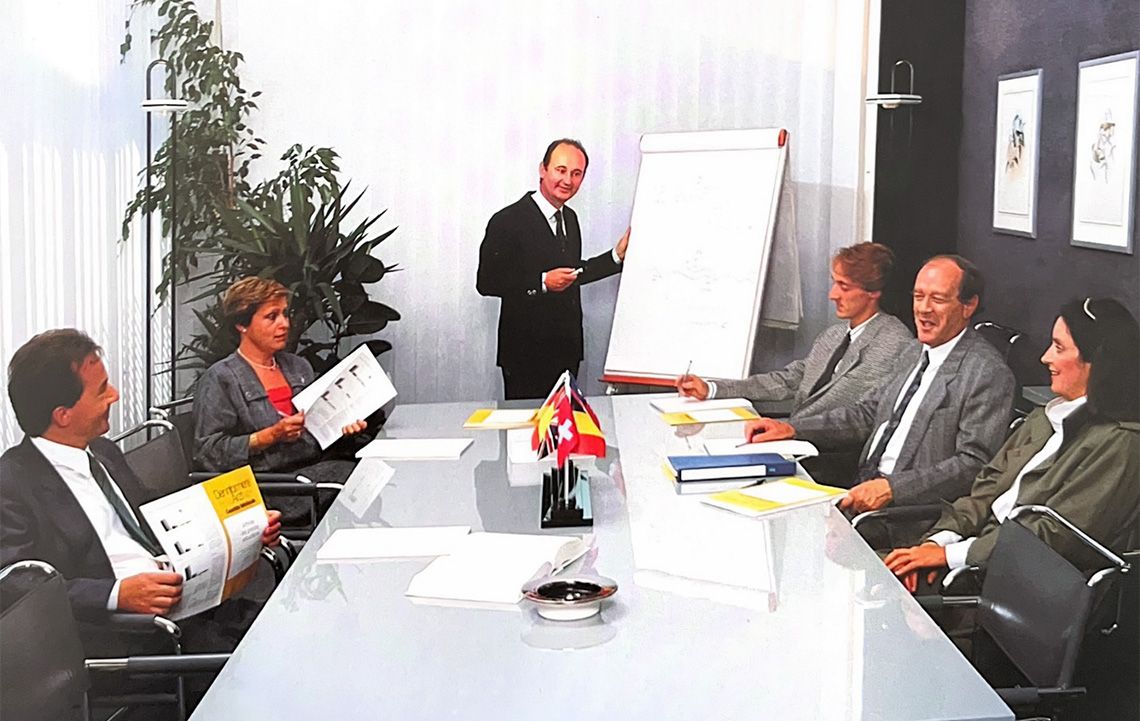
[958,0,1140,380]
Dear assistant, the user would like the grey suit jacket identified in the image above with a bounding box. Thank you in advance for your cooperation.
[791,328,1016,505]
[714,314,913,421]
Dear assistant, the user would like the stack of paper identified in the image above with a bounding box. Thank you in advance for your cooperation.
[316,526,470,562]
[405,532,592,605]
[355,438,474,460]
[463,408,538,429]
[701,478,845,518]
[649,397,760,425]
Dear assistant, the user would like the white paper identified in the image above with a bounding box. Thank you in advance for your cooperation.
[355,438,473,460]
[140,486,267,621]
[405,532,591,605]
[687,408,747,423]
[292,345,398,449]
[703,439,819,460]
[650,396,754,414]
[506,427,540,464]
[316,526,470,562]
[743,482,831,505]
[338,459,396,518]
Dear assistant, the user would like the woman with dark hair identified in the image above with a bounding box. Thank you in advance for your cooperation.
[193,277,369,485]
[884,297,1139,590]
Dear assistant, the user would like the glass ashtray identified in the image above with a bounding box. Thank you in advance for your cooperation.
[521,574,618,621]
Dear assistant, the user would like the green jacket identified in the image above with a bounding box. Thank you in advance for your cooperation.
[925,405,1139,572]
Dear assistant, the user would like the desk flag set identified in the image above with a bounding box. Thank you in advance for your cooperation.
[532,371,605,528]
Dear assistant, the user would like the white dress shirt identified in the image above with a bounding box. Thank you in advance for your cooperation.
[707,314,879,399]
[869,327,967,476]
[530,193,622,292]
[928,395,1088,568]
[30,436,163,609]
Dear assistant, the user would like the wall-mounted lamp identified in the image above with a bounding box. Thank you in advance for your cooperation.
[866,60,923,108]
[142,58,187,413]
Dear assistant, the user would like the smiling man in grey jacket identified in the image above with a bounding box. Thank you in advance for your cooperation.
[678,242,912,421]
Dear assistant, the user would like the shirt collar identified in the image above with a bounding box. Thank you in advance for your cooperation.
[922,326,968,368]
[530,190,561,222]
[848,312,878,339]
[1045,395,1087,431]
[30,435,93,475]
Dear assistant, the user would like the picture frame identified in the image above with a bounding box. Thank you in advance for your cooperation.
[1071,50,1138,254]
[992,69,1042,238]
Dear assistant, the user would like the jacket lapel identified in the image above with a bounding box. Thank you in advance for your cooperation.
[17,438,107,557]
[891,340,960,471]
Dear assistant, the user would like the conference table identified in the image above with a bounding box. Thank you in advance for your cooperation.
[190,395,1013,721]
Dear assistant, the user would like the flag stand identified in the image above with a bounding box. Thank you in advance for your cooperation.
[540,459,593,529]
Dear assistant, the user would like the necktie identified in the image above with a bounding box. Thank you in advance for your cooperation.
[857,350,930,482]
[87,452,163,556]
[554,209,567,252]
[808,331,852,397]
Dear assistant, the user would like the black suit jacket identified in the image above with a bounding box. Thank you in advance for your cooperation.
[477,192,621,370]
[0,436,149,622]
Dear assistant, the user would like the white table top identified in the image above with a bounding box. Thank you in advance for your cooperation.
[191,396,1012,721]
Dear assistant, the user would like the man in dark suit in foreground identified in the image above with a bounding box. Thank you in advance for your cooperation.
[477,138,630,399]
[0,329,282,651]
[745,255,1016,516]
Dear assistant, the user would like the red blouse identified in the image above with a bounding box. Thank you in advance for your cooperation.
[267,386,296,417]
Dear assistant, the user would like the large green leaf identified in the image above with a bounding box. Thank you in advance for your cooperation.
[342,254,387,283]
[346,301,401,335]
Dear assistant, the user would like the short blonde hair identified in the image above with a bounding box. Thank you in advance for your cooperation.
[222,277,290,328]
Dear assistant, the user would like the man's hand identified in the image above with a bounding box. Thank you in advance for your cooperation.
[743,417,795,443]
[261,509,282,547]
[544,267,579,292]
[118,572,183,615]
[676,374,710,400]
[615,226,631,261]
[341,419,368,436]
[883,543,947,593]
[838,477,893,513]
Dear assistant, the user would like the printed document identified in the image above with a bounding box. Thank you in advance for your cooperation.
[703,438,819,460]
[316,526,471,562]
[139,467,269,620]
[338,459,396,518]
[355,437,473,460]
[292,345,397,449]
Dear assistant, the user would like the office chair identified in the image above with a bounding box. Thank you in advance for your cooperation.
[112,417,341,545]
[0,560,228,721]
[914,506,1132,720]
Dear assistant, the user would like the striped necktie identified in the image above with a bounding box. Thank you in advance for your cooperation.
[857,350,930,482]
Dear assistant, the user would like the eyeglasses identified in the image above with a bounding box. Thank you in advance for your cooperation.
[1083,298,1097,321]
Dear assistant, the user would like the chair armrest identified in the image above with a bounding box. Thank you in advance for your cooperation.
[102,613,181,640]
[916,595,979,612]
[851,504,943,532]
[87,653,230,675]
[941,564,982,593]
[996,685,1085,708]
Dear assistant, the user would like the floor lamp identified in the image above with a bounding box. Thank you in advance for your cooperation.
[142,58,187,413]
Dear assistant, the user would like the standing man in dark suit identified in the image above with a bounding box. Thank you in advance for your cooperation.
[477,138,630,400]
[744,256,1016,514]
[0,329,282,635]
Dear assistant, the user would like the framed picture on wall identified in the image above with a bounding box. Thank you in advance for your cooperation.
[992,69,1042,238]
[1071,50,1138,254]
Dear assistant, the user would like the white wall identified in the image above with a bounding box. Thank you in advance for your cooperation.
[0,1,164,446]
[232,0,874,403]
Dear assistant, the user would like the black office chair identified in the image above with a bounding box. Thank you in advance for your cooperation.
[0,560,228,721]
[915,506,1132,720]
[852,503,944,552]
[112,417,340,545]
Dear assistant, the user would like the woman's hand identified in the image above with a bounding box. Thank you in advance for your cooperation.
[341,419,368,437]
[252,412,306,451]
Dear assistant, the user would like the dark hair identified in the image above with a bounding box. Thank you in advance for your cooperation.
[1058,298,1139,422]
[222,277,290,329]
[8,329,103,436]
[925,254,985,308]
[833,243,895,292]
[542,138,589,171]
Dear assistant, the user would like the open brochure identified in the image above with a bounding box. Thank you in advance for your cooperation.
[138,466,269,620]
[405,532,592,605]
[701,478,846,519]
[292,345,398,449]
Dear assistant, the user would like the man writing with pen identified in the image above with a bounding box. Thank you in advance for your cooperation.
[477,138,631,400]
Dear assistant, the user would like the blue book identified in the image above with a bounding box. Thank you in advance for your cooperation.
[667,452,797,483]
